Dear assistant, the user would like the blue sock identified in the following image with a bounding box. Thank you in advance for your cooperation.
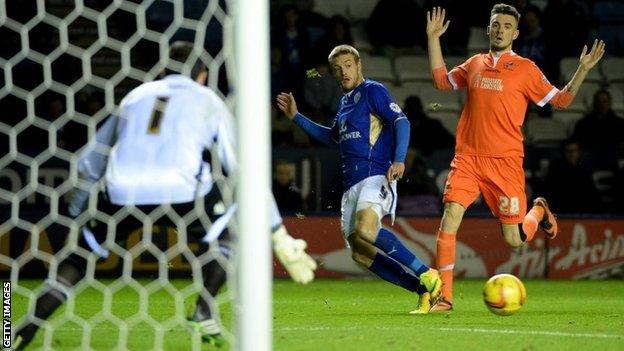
[374,228,429,276]
[368,253,427,293]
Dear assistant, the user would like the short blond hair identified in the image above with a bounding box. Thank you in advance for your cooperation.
[328,44,360,64]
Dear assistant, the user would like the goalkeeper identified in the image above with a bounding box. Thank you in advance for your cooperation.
[14,41,316,349]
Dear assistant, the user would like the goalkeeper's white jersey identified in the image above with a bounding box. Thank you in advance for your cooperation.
[79,74,236,205]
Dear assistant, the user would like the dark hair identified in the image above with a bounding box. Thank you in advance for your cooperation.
[593,88,611,102]
[560,138,580,152]
[329,15,353,44]
[166,41,206,79]
[491,3,521,23]
[404,95,425,119]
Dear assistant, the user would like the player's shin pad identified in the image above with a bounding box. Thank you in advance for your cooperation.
[272,225,317,284]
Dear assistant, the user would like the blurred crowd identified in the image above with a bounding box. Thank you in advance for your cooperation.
[269,0,624,216]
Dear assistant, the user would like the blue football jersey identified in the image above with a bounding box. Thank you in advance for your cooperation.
[328,79,408,190]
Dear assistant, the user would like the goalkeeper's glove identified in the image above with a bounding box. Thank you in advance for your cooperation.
[272,225,317,284]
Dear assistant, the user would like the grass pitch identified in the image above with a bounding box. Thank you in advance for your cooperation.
[11,279,624,350]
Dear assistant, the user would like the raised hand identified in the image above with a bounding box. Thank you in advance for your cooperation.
[579,39,606,71]
[426,7,450,39]
[276,92,299,120]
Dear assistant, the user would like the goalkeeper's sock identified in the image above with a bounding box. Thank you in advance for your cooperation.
[373,228,429,276]
[16,258,84,348]
[15,286,66,342]
[204,259,227,296]
[368,253,427,293]
[192,258,227,322]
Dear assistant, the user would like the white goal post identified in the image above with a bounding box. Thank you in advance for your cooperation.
[234,0,271,351]
[0,0,272,349]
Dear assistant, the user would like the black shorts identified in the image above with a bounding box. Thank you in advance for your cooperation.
[77,185,233,257]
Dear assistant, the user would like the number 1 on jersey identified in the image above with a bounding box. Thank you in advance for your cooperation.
[147,96,170,134]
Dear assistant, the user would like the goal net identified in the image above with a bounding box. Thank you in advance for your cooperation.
[0,0,270,350]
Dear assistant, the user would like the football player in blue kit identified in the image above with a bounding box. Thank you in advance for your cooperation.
[277,44,441,313]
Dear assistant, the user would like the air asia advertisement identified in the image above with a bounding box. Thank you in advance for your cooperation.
[1,217,623,280]
[276,217,624,280]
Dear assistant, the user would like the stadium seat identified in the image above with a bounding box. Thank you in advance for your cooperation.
[562,82,601,113]
[351,23,373,53]
[346,0,378,22]
[525,116,567,145]
[467,27,489,55]
[602,57,624,83]
[360,53,395,82]
[594,0,624,18]
[444,56,466,69]
[560,57,603,83]
[552,110,584,136]
[389,82,461,112]
[578,82,602,107]
[532,0,547,11]
[313,0,349,18]
[593,170,615,192]
[394,55,467,84]
[418,87,461,112]
[610,83,624,112]
[394,55,431,82]
[612,83,624,96]
[387,82,431,107]
[429,111,460,135]
[608,86,624,113]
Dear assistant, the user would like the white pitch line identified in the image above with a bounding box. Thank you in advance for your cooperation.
[19,325,624,340]
[278,326,623,339]
[433,327,622,339]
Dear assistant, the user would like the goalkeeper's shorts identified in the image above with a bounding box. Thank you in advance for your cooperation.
[76,186,233,259]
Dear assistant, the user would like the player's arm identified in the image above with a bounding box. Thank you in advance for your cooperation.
[68,114,120,217]
[553,39,606,107]
[276,92,338,146]
[526,40,605,110]
[426,7,450,73]
[426,7,467,91]
[368,84,410,181]
[388,118,410,181]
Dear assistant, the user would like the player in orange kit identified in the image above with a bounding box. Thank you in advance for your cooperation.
[414,4,605,313]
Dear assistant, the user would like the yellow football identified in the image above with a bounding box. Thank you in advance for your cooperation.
[483,273,526,316]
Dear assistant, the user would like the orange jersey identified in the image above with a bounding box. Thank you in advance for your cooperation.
[440,51,558,157]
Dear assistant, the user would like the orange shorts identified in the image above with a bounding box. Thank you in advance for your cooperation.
[442,154,526,224]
